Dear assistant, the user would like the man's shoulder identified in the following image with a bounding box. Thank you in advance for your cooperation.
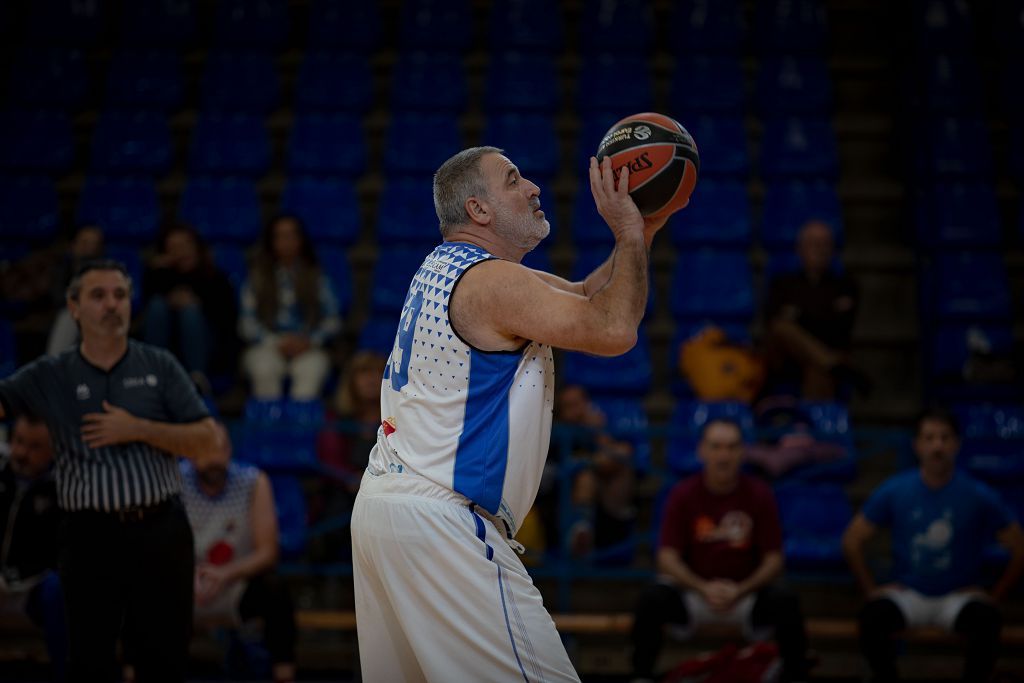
[669,475,703,499]
[739,473,774,499]
[873,470,919,497]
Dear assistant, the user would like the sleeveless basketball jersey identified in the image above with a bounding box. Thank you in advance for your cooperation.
[371,241,555,536]
[179,460,258,566]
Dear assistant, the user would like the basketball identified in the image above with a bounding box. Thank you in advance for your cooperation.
[595,112,700,218]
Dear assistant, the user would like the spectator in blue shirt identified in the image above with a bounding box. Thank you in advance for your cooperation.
[842,408,1024,682]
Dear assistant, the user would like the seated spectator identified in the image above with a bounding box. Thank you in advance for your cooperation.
[842,408,1024,683]
[239,216,340,400]
[319,350,388,487]
[630,418,811,683]
[141,224,238,395]
[46,225,105,357]
[0,414,67,682]
[762,219,865,400]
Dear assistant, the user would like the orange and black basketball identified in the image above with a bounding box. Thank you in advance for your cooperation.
[595,112,700,218]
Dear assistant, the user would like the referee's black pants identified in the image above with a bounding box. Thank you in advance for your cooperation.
[59,497,194,683]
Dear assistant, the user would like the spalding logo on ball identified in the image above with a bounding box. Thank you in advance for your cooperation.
[596,112,700,218]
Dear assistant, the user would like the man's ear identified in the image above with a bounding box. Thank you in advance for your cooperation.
[465,197,491,226]
[67,297,79,321]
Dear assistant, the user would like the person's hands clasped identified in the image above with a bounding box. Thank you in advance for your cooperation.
[82,401,144,448]
[701,579,742,613]
[195,564,234,606]
[277,333,312,359]
[589,156,645,242]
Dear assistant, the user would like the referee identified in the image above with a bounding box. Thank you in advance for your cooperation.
[0,260,220,683]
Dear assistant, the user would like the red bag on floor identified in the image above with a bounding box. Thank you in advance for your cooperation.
[662,641,781,683]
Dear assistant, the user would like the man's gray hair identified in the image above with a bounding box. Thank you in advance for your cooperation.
[433,146,503,237]
[66,259,133,301]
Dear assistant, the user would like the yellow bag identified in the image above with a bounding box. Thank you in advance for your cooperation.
[679,326,765,403]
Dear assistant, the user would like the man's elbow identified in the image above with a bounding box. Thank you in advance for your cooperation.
[591,326,638,357]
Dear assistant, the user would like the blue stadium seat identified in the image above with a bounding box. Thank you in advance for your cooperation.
[915,117,993,178]
[912,0,974,53]
[591,396,652,473]
[0,176,59,242]
[105,51,183,110]
[179,177,262,244]
[370,248,428,314]
[669,56,746,116]
[754,0,828,54]
[280,176,360,247]
[317,246,354,316]
[240,398,324,470]
[666,400,755,475]
[916,182,1001,248]
[399,0,473,52]
[483,113,560,180]
[90,110,172,173]
[294,52,372,113]
[669,179,751,247]
[77,177,160,244]
[670,249,754,321]
[575,113,624,171]
[910,54,984,114]
[391,52,467,112]
[760,180,843,249]
[383,113,462,175]
[755,56,832,115]
[686,116,750,178]
[990,0,1024,56]
[118,0,197,48]
[926,252,1011,319]
[670,0,745,55]
[955,403,1024,481]
[571,188,614,246]
[307,0,381,50]
[211,244,248,291]
[200,52,279,113]
[376,176,442,247]
[189,113,270,176]
[287,113,367,176]
[775,483,851,572]
[578,0,653,54]
[928,324,1016,399]
[1011,125,1024,184]
[0,111,73,172]
[6,48,88,108]
[26,0,106,47]
[521,246,554,274]
[0,319,16,378]
[576,54,653,113]
[484,52,560,113]
[760,118,838,179]
[787,401,858,482]
[571,248,654,316]
[270,475,309,559]
[489,0,563,51]
[561,329,652,398]
[358,315,399,355]
[213,0,289,49]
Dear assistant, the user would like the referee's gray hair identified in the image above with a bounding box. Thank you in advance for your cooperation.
[433,146,503,238]
[66,259,134,301]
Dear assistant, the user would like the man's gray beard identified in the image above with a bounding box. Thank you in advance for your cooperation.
[493,205,550,250]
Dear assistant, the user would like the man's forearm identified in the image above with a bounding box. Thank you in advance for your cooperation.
[225,547,277,583]
[590,234,648,333]
[843,543,876,595]
[138,417,217,460]
[992,548,1024,601]
[658,552,707,593]
[736,553,783,597]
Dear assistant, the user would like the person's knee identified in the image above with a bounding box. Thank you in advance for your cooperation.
[860,597,904,635]
[759,586,802,622]
[955,600,1002,638]
[635,584,681,622]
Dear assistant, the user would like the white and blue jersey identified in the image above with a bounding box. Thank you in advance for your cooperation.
[370,241,555,536]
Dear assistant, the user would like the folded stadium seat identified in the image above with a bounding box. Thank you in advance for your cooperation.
[1009,124,1024,185]
[571,184,614,247]
[578,0,653,55]
[955,402,1024,481]
[104,51,183,111]
[759,179,843,250]
[782,401,858,482]
[1001,54,1024,117]
[669,179,751,247]
[294,52,372,113]
[576,53,654,114]
[670,0,746,55]
[399,0,474,52]
[358,315,400,355]
[488,0,563,52]
[369,248,431,314]
[482,113,560,181]
[760,117,839,179]
[391,52,467,113]
[279,176,361,247]
[590,396,652,474]
[571,247,655,317]
[90,110,172,174]
[560,328,652,398]
[77,177,160,244]
[239,398,324,473]
[200,52,279,113]
[927,324,1017,400]
[118,0,197,48]
[6,47,88,108]
[103,245,144,305]
[306,0,381,51]
[376,176,444,247]
[755,56,833,116]
[270,476,308,560]
[915,182,1002,248]
[753,0,828,54]
[211,244,248,291]
[188,112,270,176]
[575,112,625,171]
[668,321,752,398]
[686,116,750,178]
[925,252,1011,319]
[212,0,289,50]
[0,175,58,243]
[908,54,984,115]
[316,246,354,317]
[383,112,463,175]
[25,0,106,47]
[670,249,754,321]
[666,400,756,475]
[774,482,851,573]
[669,56,746,117]
[0,319,15,378]
[287,113,367,177]
[911,0,974,53]
[178,177,262,244]
[0,111,73,173]
[914,117,993,179]
[484,52,560,113]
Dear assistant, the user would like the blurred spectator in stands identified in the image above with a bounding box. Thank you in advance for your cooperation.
[141,224,238,396]
[842,408,1024,683]
[762,219,866,400]
[630,418,811,683]
[318,350,387,488]
[0,414,67,682]
[239,215,340,400]
[46,225,105,357]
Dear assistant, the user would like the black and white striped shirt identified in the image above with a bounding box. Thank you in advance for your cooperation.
[0,341,210,512]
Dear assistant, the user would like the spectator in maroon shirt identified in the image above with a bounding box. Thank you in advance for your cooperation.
[629,418,810,683]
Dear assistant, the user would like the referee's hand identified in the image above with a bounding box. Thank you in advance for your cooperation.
[82,401,142,448]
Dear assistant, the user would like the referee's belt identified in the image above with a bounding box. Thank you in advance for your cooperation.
[78,496,179,523]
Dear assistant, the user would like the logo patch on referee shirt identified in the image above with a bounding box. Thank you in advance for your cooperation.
[76,384,90,400]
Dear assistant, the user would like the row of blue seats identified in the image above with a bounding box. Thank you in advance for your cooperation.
[910,0,1024,57]
[905,52,1024,116]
